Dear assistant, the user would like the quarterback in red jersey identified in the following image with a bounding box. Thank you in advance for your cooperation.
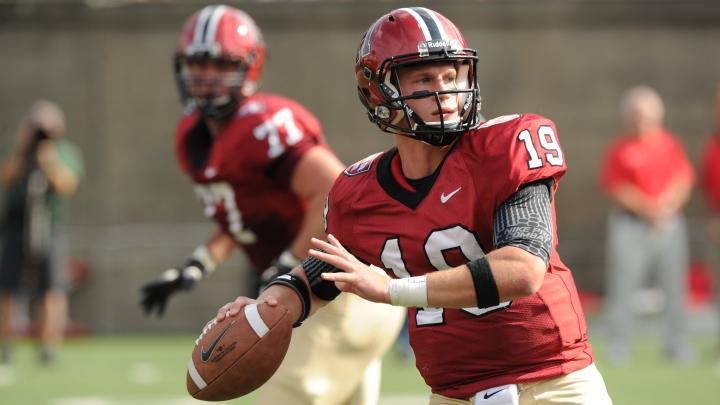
[215,7,611,405]
[141,5,404,405]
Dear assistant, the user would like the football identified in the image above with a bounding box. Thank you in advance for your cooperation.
[186,302,293,401]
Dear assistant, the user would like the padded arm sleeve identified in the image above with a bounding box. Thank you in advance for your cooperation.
[493,179,554,265]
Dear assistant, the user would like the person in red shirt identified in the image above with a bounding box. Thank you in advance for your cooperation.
[599,85,695,364]
[215,7,612,404]
[700,84,720,357]
[139,5,404,404]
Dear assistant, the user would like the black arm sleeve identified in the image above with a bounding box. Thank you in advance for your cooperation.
[492,179,554,265]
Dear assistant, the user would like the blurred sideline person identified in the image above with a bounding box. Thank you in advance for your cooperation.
[139,5,404,405]
[700,83,720,357]
[599,86,695,364]
[216,7,612,405]
[0,100,84,365]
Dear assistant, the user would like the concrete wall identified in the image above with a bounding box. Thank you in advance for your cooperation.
[0,0,718,332]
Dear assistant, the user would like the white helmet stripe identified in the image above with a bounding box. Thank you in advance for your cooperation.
[401,8,431,41]
[193,6,216,50]
[205,5,228,49]
[418,7,448,40]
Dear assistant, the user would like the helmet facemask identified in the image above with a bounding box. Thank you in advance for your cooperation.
[369,49,481,146]
[175,54,252,120]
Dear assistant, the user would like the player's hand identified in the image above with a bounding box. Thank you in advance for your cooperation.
[309,234,392,304]
[215,295,280,322]
[140,266,200,316]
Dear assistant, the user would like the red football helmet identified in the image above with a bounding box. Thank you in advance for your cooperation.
[356,8,481,146]
[174,5,266,119]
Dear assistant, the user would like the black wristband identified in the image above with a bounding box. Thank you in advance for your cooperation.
[467,257,500,308]
[264,274,311,328]
[303,255,342,301]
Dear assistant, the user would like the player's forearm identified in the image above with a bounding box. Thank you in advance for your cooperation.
[287,192,327,258]
[426,246,545,308]
[288,146,344,258]
[204,229,237,264]
[484,246,546,300]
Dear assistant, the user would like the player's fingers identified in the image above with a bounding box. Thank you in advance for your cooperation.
[326,234,345,250]
[323,234,354,258]
[322,271,354,284]
[309,237,344,257]
[308,248,352,272]
[216,302,232,320]
[157,299,167,317]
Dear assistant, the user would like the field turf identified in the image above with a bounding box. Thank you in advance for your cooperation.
[0,334,718,404]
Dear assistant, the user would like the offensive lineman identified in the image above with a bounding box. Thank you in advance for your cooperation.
[140,5,404,405]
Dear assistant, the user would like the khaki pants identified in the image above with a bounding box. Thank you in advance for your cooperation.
[256,294,406,405]
[429,363,613,405]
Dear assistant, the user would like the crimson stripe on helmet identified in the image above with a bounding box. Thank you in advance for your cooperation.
[411,7,444,41]
[401,8,431,41]
[205,5,228,50]
[361,17,382,56]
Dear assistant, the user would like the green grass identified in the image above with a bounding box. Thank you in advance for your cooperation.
[0,334,718,404]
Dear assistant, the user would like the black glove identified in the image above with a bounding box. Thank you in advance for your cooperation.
[141,253,212,316]
[141,246,217,316]
[258,250,302,294]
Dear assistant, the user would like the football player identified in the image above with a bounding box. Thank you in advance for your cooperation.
[216,7,613,405]
[139,5,404,405]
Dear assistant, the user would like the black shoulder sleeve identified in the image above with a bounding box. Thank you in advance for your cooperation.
[492,179,554,264]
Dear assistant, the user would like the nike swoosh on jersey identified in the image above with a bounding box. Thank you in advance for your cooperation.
[200,320,236,362]
[483,387,506,399]
[440,187,462,203]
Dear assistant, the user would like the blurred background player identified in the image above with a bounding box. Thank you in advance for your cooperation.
[700,83,720,358]
[599,85,695,364]
[0,99,84,365]
[216,7,612,404]
[139,5,404,404]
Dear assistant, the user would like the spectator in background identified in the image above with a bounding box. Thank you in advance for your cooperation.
[599,86,695,365]
[700,83,720,357]
[0,100,84,365]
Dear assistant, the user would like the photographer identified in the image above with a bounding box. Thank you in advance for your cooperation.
[0,100,84,365]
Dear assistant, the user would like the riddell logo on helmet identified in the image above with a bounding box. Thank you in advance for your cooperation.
[417,39,461,55]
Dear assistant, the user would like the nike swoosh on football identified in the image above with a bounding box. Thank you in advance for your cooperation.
[440,187,462,203]
[201,320,236,362]
[483,388,506,399]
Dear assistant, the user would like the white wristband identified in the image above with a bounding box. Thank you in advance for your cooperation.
[191,245,217,274]
[388,276,428,307]
[277,249,302,268]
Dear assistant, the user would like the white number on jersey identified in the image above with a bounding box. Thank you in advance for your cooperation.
[253,108,304,159]
[380,225,511,326]
[194,182,257,244]
[518,125,563,169]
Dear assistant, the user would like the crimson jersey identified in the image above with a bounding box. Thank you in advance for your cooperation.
[325,114,593,398]
[176,92,327,271]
